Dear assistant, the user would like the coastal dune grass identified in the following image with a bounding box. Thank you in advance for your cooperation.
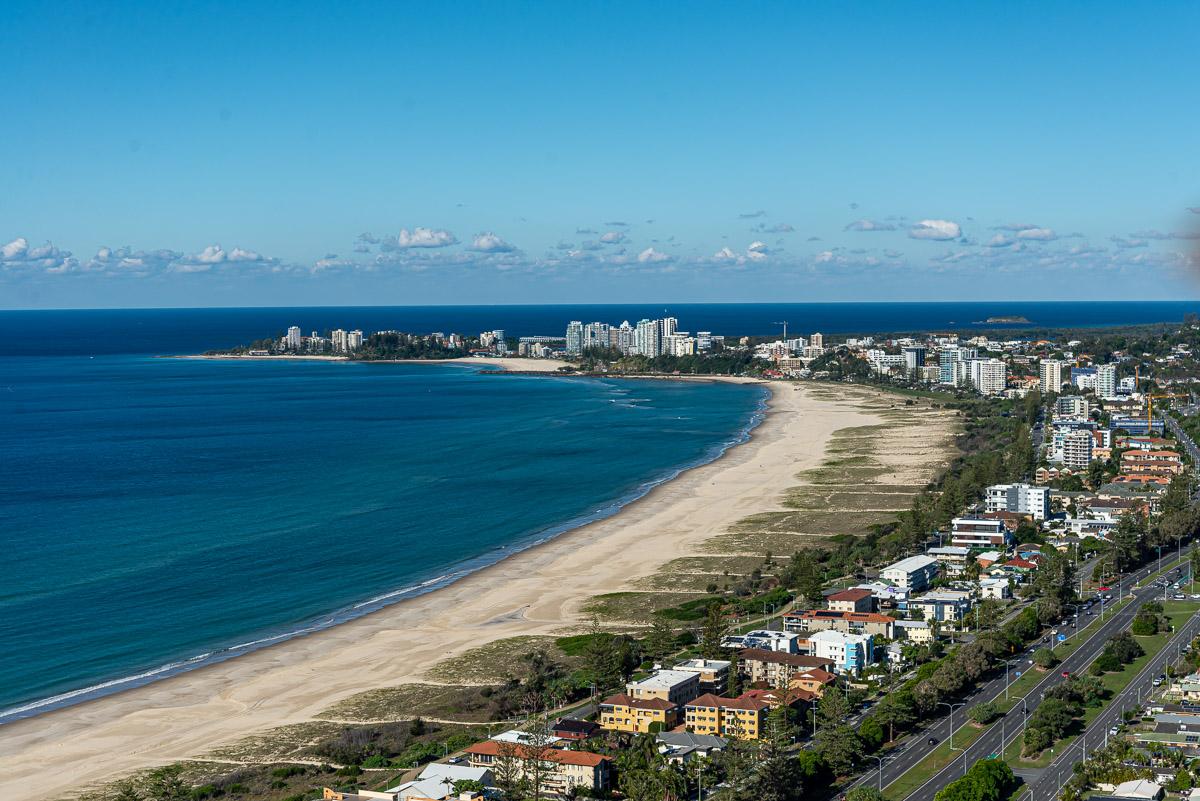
[423,635,574,685]
[318,684,504,724]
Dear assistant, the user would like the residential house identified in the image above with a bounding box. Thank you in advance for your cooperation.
[463,741,613,795]
[387,765,493,801]
[550,718,598,742]
[893,619,934,643]
[788,667,838,697]
[979,577,1012,599]
[656,732,727,764]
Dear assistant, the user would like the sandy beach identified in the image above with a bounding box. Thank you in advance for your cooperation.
[0,380,885,798]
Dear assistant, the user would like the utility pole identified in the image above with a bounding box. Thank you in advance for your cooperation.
[774,321,788,341]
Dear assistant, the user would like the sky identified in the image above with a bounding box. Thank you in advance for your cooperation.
[3,0,1199,309]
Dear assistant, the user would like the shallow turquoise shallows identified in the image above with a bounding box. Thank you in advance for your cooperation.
[0,355,765,720]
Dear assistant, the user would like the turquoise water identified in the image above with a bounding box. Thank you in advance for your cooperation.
[0,354,765,720]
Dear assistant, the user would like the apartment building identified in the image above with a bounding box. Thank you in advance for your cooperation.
[984,483,1050,520]
[805,630,873,674]
[783,609,895,639]
[625,670,700,705]
[880,554,939,591]
[950,517,1009,548]
[1040,359,1067,394]
[684,693,769,740]
[927,546,971,575]
[738,649,835,687]
[465,741,613,794]
[672,659,731,692]
[824,588,874,613]
[598,694,680,733]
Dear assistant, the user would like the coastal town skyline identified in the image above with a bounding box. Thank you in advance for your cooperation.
[3,1,1200,308]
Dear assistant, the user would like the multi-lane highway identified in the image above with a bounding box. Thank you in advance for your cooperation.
[849,557,1193,799]
[1025,603,1200,801]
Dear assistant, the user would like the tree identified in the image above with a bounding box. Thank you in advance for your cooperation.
[847,789,885,801]
[520,717,559,801]
[493,741,528,800]
[872,689,917,743]
[968,702,1001,725]
[642,617,677,665]
[1112,512,1147,571]
[1033,648,1059,669]
[700,602,729,659]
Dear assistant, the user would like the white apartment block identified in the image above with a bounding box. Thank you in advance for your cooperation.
[1040,359,1067,394]
[880,555,939,592]
[968,358,1007,395]
[1096,364,1118,399]
[985,483,1050,520]
[1062,429,1094,470]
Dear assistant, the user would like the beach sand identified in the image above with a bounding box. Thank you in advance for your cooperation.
[0,380,886,798]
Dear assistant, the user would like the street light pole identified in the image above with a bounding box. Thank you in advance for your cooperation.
[938,702,966,749]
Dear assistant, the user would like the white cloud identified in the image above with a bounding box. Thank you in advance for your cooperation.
[175,244,279,271]
[845,219,897,232]
[986,234,1014,248]
[600,231,626,244]
[637,247,672,263]
[712,247,738,261]
[394,227,457,249]
[468,232,517,253]
[0,237,78,273]
[746,241,770,261]
[1015,227,1057,241]
[908,220,962,240]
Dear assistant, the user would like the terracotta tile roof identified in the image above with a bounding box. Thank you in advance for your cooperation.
[599,693,676,711]
[826,588,873,603]
[466,740,611,766]
[686,692,769,712]
[794,667,837,684]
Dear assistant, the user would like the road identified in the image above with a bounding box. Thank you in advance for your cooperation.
[1026,600,1200,801]
[849,556,1191,798]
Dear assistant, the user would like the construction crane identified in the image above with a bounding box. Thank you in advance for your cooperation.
[1146,393,1176,434]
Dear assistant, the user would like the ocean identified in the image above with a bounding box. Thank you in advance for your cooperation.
[1,301,1195,722]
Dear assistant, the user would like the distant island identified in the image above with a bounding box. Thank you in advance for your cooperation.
[979,315,1032,324]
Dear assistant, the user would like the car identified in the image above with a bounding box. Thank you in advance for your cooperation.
[448,756,464,764]
[1176,594,1186,600]
[1062,670,1071,678]
[1153,678,1165,687]
[1099,586,1112,591]
[1110,725,1121,736]
[928,737,938,746]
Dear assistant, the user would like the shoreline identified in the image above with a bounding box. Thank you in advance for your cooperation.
[0,380,883,799]
[0,372,769,726]
[177,354,573,372]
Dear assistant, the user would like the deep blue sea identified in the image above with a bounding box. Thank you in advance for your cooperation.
[1,301,1196,722]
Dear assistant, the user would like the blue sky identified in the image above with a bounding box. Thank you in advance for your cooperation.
[3,0,1199,308]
